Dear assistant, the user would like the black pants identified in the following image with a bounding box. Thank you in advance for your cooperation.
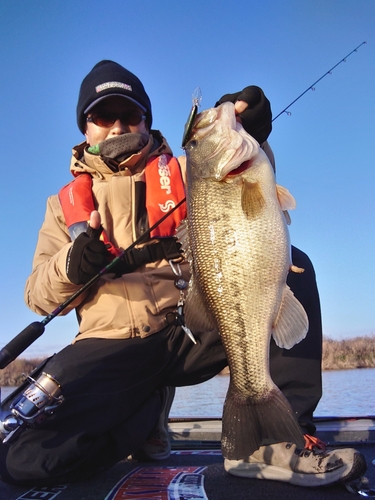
[0,327,227,485]
[270,246,323,435]
[0,246,322,485]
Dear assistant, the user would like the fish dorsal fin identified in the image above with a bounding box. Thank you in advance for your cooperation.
[241,179,265,218]
[272,285,309,349]
[276,185,296,211]
[184,274,217,333]
[175,219,217,333]
[176,218,191,260]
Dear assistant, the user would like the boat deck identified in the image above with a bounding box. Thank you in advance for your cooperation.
[1,416,374,499]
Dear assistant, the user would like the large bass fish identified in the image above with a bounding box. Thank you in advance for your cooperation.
[180,101,309,460]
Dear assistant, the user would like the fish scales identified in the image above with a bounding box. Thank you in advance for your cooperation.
[182,102,309,459]
[189,165,283,398]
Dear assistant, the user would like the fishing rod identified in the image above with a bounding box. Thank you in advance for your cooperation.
[0,198,186,369]
[272,41,367,122]
[0,42,367,367]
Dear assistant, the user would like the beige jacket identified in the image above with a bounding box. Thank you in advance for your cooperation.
[25,133,190,342]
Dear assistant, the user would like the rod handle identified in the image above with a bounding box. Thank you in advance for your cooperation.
[0,322,45,369]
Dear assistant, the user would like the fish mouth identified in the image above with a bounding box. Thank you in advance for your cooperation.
[225,159,253,178]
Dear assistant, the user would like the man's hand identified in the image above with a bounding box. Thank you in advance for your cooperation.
[66,211,110,285]
[215,86,272,144]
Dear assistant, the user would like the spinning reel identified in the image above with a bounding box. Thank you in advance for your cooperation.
[0,371,64,444]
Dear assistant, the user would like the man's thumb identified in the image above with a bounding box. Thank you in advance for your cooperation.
[89,210,101,230]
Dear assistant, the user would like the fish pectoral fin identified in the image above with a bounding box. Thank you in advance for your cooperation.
[241,179,265,219]
[272,285,309,349]
[276,184,296,211]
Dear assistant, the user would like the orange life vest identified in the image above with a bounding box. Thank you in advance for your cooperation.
[58,154,187,258]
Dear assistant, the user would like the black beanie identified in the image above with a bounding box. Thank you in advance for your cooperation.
[77,60,152,133]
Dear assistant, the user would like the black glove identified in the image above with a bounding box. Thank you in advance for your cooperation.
[66,226,110,285]
[215,86,272,144]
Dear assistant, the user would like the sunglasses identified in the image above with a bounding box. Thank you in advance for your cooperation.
[86,109,146,128]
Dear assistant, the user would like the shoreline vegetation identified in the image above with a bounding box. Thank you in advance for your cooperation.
[0,335,374,387]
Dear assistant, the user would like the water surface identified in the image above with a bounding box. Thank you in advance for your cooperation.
[171,368,375,418]
[1,368,374,418]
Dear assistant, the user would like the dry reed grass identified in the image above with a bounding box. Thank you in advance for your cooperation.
[0,335,374,386]
[0,358,44,386]
[218,335,375,375]
[322,334,375,370]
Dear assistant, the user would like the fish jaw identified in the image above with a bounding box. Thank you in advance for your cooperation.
[184,102,260,182]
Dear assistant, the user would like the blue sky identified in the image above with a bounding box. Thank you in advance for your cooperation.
[0,1,374,357]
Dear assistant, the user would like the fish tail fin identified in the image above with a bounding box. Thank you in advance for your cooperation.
[221,382,305,460]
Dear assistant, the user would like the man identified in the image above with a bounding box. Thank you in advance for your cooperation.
[0,60,366,487]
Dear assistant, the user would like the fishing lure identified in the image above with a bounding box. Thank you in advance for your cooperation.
[181,87,202,148]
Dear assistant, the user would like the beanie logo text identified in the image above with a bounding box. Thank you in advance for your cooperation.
[95,81,132,93]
